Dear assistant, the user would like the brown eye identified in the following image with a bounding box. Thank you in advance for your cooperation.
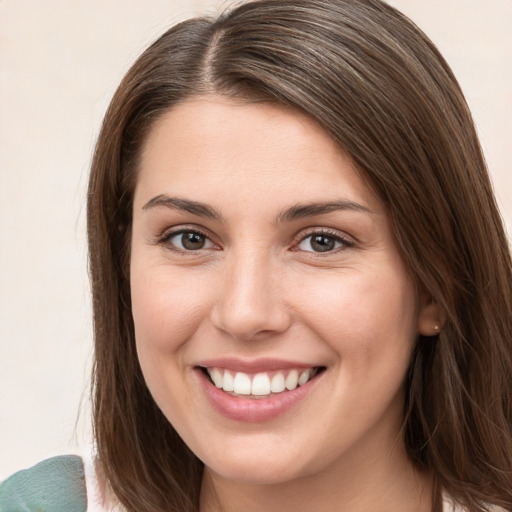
[297,232,351,253]
[166,230,214,251]
[181,232,206,250]
[310,235,335,252]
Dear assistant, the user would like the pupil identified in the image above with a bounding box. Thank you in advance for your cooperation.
[182,232,205,250]
[311,235,334,252]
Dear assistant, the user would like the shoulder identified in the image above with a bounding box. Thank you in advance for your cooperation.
[0,455,87,512]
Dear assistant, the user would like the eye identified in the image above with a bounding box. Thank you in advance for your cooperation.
[163,229,215,252]
[297,232,352,253]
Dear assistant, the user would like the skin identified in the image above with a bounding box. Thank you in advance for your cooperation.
[130,96,439,511]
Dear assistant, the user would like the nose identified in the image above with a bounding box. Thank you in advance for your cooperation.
[210,252,292,342]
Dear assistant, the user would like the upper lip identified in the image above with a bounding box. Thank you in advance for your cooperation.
[196,357,322,373]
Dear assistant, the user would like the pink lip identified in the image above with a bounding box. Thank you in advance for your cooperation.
[195,365,324,423]
[196,357,318,373]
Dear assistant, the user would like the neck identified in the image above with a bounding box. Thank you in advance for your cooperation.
[200,444,434,512]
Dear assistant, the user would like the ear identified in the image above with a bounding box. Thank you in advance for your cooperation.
[417,294,445,336]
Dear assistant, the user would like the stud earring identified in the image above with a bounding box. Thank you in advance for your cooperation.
[433,324,440,332]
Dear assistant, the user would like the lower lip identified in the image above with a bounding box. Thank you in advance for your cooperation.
[196,368,323,422]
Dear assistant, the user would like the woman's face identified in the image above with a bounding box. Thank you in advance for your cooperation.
[130,97,434,485]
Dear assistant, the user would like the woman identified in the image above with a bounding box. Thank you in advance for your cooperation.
[1,0,510,511]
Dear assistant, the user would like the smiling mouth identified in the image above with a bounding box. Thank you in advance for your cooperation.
[200,366,326,399]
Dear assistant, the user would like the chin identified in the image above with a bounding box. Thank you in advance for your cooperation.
[197,437,325,486]
[206,459,308,486]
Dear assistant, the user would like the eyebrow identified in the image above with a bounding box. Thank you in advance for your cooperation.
[142,194,223,220]
[276,200,372,222]
[142,194,371,222]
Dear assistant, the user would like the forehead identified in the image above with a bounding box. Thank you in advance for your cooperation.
[134,96,381,215]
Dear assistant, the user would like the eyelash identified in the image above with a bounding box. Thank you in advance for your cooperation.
[159,227,215,254]
[157,227,354,255]
[292,229,355,254]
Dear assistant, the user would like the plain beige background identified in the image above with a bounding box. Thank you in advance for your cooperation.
[0,0,510,479]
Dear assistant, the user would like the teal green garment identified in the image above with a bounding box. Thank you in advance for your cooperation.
[0,455,87,512]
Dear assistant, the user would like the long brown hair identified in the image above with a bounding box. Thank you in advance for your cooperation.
[87,1,512,510]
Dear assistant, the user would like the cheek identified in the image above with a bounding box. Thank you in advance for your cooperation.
[131,264,204,348]
[129,265,208,421]
[130,265,211,405]
[293,266,419,364]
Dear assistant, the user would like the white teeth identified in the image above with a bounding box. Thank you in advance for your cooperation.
[298,369,311,386]
[233,372,252,395]
[209,368,223,388]
[252,373,271,395]
[223,370,234,392]
[285,369,299,390]
[206,367,318,397]
[270,372,285,393]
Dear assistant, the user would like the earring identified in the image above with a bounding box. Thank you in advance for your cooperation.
[433,324,440,332]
